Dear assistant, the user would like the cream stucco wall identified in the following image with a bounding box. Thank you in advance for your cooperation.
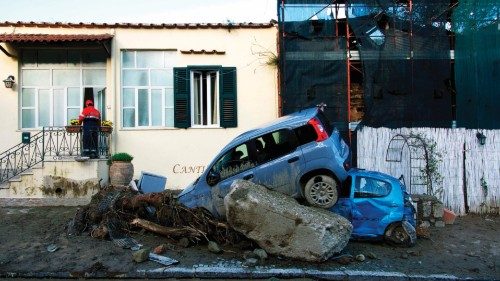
[112,27,278,189]
[0,24,278,190]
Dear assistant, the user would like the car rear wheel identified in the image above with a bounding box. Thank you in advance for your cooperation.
[304,175,338,209]
[384,222,417,247]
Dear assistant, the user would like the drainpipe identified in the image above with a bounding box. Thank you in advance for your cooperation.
[0,44,17,58]
[111,29,117,155]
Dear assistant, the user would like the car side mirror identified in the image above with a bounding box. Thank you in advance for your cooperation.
[207,170,221,186]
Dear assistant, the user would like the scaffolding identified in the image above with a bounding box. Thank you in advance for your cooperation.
[278,0,499,134]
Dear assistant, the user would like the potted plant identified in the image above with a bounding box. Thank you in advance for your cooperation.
[65,119,81,133]
[100,120,113,133]
[109,152,134,186]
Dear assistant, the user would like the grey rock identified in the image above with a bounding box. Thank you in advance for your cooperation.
[420,221,431,228]
[243,250,258,260]
[433,202,445,218]
[225,180,353,262]
[242,257,258,267]
[132,249,150,263]
[401,253,409,259]
[253,248,268,261]
[435,220,445,228]
[355,254,365,262]
[207,241,222,254]
[366,252,377,259]
[422,201,432,217]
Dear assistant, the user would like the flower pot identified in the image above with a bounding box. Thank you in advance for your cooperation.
[109,161,134,186]
[100,126,113,133]
[65,125,81,133]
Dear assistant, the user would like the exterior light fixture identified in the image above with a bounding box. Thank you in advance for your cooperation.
[476,132,486,145]
[3,75,15,88]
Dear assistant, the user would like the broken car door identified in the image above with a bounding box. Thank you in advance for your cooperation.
[251,129,304,196]
[209,142,256,217]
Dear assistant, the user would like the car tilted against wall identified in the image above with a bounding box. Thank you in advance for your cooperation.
[178,107,351,217]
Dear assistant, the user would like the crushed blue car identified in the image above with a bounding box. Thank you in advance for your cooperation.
[331,169,416,246]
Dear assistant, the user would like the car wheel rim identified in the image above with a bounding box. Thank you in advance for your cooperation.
[309,179,336,206]
[393,227,409,243]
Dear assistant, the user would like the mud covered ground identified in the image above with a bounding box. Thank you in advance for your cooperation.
[0,206,498,280]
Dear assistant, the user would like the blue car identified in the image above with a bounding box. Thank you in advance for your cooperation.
[178,107,351,217]
[331,169,416,246]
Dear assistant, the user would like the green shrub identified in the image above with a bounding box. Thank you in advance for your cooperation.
[111,152,133,162]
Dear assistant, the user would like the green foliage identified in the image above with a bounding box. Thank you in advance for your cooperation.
[480,176,488,198]
[111,152,133,162]
[409,132,443,197]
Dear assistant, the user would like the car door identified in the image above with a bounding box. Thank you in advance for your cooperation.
[209,142,257,217]
[350,175,400,237]
[251,128,305,196]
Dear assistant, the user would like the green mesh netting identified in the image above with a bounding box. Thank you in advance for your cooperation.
[452,0,500,129]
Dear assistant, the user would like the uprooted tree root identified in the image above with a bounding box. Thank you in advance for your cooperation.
[67,186,247,245]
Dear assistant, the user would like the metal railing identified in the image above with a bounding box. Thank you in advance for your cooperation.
[0,127,111,184]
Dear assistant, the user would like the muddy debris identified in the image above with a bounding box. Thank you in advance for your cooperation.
[67,186,248,248]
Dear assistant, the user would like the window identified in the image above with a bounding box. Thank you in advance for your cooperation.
[20,49,106,128]
[210,143,254,180]
[121,50,175,128]
[192,71,219,127]
[174,67,237,128]
[354,176,391,198]
[253,129,299,164]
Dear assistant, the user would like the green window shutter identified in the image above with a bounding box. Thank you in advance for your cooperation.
[174,67,191,128]
[219,67,237,128]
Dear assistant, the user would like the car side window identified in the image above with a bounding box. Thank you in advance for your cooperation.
[210,143,255,181]
[354,176,391,198]
[253,129,299,164]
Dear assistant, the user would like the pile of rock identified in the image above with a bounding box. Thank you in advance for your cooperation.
[412,194,457,238]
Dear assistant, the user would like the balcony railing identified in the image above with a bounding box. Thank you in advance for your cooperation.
[0,126,111,184]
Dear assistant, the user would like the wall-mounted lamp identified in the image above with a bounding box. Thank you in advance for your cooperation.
[476,132,486,145]
[3,75,15,88]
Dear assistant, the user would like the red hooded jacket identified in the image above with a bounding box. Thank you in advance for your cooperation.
[79,100,101,123]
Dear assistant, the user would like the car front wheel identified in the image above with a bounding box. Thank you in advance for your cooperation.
[304,175,338,209]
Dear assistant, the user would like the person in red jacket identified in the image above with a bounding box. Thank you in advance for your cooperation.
[79,100,101,158]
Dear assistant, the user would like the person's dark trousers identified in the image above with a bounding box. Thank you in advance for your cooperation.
[82,118,99,158]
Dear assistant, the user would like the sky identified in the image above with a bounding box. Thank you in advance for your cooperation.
[0,0,277,24]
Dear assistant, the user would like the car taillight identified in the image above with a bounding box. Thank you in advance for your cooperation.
[308,117,328,142]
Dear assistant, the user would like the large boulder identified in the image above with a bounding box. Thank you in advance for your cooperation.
[224,180,352,262]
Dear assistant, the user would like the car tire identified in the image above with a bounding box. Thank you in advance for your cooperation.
[384,222,417,247]
[304,175,338,209]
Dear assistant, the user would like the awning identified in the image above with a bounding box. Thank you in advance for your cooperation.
[0,33,113,57]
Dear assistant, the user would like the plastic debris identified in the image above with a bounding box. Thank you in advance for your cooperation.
[46,244,59,253]
[148,252,178,266]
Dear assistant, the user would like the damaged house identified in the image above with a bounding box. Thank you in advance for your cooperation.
[0,21,278,201]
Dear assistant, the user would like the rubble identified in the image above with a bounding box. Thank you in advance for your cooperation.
[224,180,352,262]
[67,186,247,247]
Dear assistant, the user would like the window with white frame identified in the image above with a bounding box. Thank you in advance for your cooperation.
[191,70,219,127]
[20,49,107,129]
[121,50,175,128]
[173,67,237,129]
